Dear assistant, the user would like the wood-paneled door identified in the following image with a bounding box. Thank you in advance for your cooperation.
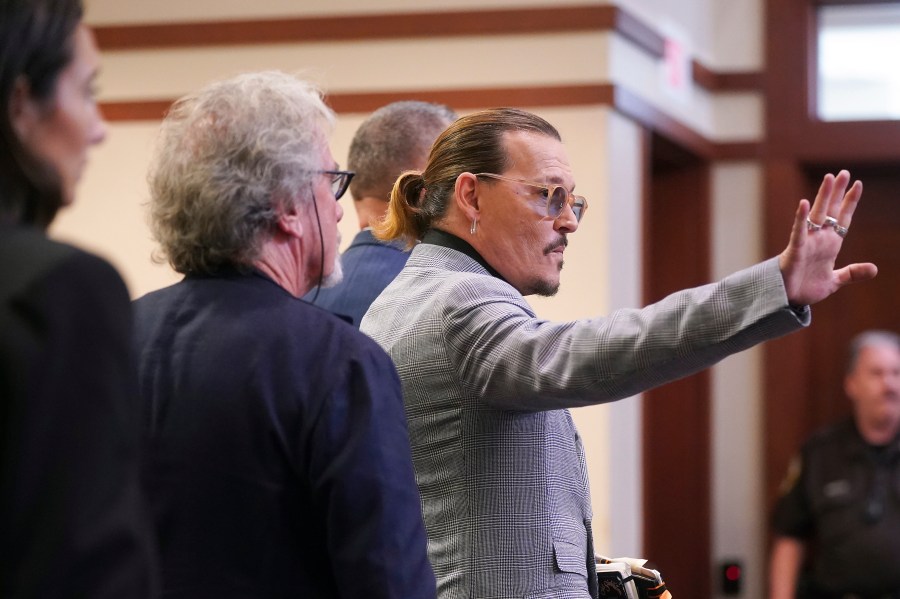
[765,163,900,505]
[643,131,713,599]
[764,0,900,574]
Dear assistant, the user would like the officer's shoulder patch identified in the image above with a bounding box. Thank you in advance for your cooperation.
[778,454,803,496]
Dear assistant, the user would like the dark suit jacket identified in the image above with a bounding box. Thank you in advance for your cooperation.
[0,224,158,598]
[133,268,435,598]
[305,229,409,327]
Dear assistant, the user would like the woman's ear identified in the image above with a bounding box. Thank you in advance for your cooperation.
[9,76,39,141]
[453,172,481,223]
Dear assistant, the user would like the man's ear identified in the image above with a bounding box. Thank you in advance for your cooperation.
[844,373,857,404]
[453,172,480,222]
[9,76,39,141]
[276,200,305,239]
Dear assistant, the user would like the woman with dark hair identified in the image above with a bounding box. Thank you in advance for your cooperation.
[0,0,158,595]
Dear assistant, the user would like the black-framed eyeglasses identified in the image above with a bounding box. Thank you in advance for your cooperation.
[475,172,588,222]
[319,169,355,200]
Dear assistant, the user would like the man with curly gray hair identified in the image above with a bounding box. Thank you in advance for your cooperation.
[132,71,435,598]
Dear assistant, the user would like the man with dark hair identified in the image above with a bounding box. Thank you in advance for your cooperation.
[306,100,456,326]
[361,107,876,599]
[769,330,900,599]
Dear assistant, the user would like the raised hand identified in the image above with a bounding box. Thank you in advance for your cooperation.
[778,170,877,306]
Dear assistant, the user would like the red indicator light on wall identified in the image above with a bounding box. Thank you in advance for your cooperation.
[721,561,743,595]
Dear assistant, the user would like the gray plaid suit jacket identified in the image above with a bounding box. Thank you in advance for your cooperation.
[361,241,809,599]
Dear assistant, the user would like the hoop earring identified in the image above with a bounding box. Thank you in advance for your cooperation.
[470,219,478,235]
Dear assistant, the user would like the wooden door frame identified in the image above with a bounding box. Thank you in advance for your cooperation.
[641,131,713,598]
[764,0,900,531]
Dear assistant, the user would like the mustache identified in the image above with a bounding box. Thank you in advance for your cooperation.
[542,235,568,255]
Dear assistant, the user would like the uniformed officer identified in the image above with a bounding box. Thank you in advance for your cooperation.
[769,330,900,599]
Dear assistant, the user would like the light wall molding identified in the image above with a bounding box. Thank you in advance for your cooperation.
[92,4,761,93]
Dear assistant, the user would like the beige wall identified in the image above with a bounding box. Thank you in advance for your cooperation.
[93,34,611,100]
[58,1,767,593]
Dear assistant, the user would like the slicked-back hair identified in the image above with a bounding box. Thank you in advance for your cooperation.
[846,330,900,375]
[0,0,83,227]
[347,100,456,203]
[148,71,335,275]
[375,107,561,248]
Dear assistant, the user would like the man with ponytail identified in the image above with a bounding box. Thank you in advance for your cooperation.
[360,107,876,599]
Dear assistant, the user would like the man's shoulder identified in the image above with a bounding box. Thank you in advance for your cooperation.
[803,419,858,455]
[391,247,521,304]
[338,234,410,282]
[294,301,399,378]
[2,229,125,306]
[1,228,75,293]
[133,277,186,314]
[346,229,406,251]
[135,275,392,363]
[363,247,530,340]
[243,283,391,359]
[341,232,409,271]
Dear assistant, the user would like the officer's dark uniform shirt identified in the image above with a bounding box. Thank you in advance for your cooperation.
[773,418,900,597]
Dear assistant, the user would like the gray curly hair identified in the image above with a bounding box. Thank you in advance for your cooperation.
[148,71,335,274]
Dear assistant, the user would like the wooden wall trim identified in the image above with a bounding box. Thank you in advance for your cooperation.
[98,84,617,122]
[100,100,173,122]
[91,5,760,94]
[326,85,616,114]
[99,83,761,161]
[610,6,665,58]
[604,86,762,159]
[610,86,715,158]
[692,61,764,92]
[815,0,899,5]
[717,141,764,160]
[93,5,623,50]
[791,120,900,164]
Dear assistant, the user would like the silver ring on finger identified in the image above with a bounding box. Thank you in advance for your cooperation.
[806,217,823,231]
[823,216,838,228]
[834,223,849,238]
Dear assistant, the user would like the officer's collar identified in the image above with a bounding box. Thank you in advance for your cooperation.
[848,419,900,462]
